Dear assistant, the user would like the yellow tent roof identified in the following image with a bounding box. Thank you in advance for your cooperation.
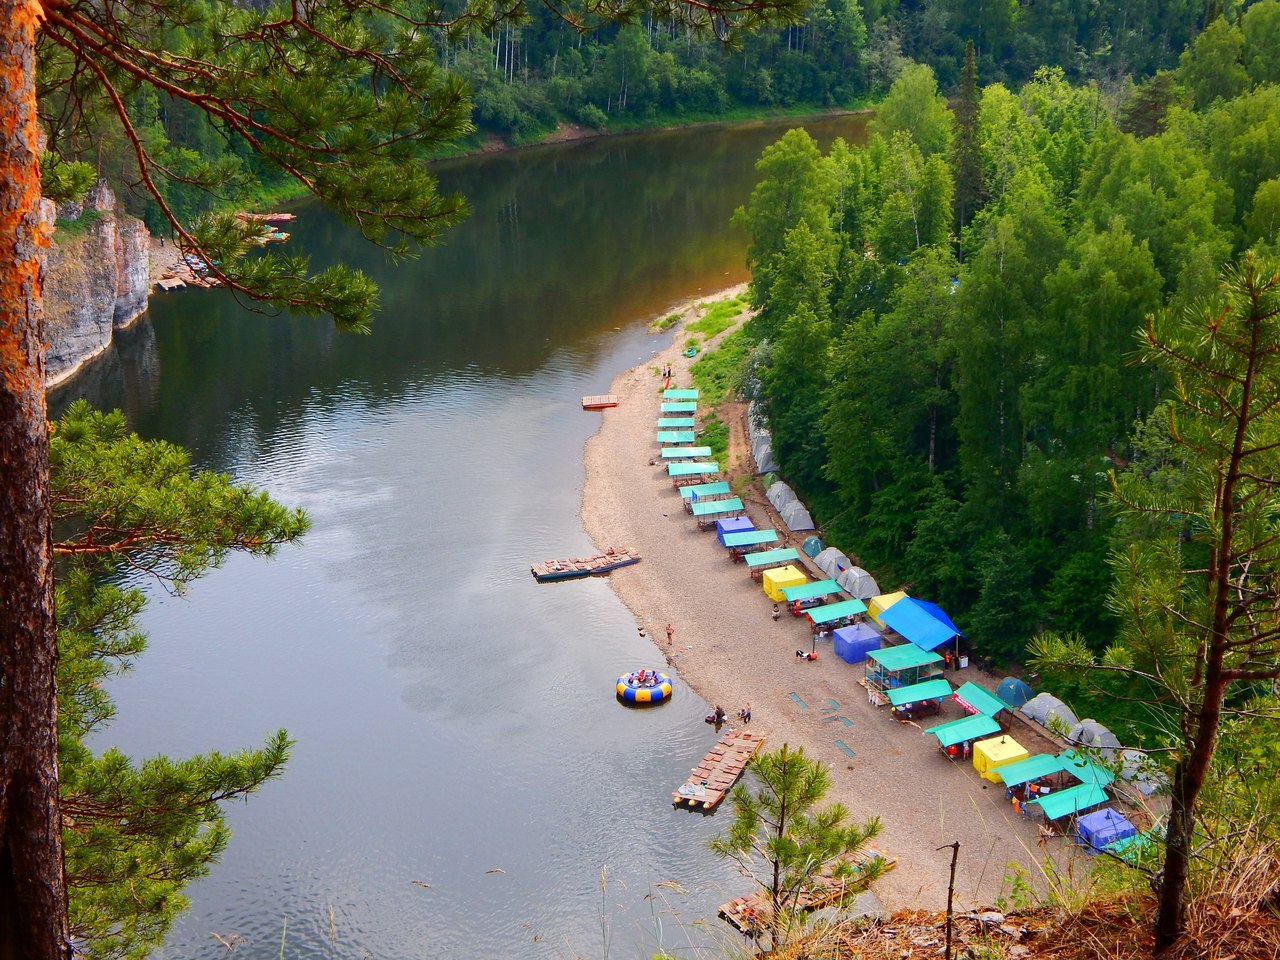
[973,735,1029,782]
[868,590,908,628]
[763,565,807,602]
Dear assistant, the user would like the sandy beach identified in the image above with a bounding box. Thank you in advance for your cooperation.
[581,288,1073,914]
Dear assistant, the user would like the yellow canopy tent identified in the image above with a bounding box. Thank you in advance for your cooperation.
[763,565,807,602]
[973,735,1029,783]
[867,590,908,629]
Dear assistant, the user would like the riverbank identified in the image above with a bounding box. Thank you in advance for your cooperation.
[580,290,1076,916]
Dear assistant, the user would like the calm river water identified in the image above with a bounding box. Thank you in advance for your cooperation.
[54,114,868,960]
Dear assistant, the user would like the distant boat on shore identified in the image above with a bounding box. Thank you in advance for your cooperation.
[531,547,640,582]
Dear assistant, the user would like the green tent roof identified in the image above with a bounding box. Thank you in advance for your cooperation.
[691,497,744,517]
[867,644,943,672]
[668,461,719,477]
[663,388,699,400]
[953,682,1011,717]
[807,598,869,625]
[1028,782,1108,820]
[744,548,799,567]
[925,713,1001,748]
[1059,750,1117,786]
[679,480,731,500]
[723,529,779,549]
[887,677,954,707]
[995,753,1067,787]
[781,579,841,602]
[657,417,696,428]
[661,446,711,459]
[660,401,697,413]
[656,431,696,444]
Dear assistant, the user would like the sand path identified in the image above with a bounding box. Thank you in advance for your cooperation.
[581,288,1070,913]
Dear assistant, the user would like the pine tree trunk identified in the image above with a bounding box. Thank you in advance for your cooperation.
[0,3,70,957]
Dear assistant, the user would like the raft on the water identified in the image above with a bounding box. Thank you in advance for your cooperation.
[531,547,640,582]
[616,670,672,705]
[673,728,765,811]
[582,394,619,410]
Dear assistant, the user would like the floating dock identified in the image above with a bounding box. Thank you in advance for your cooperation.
[531,547,640,582]
[581,394,619,410]
[672,728,765,811]
[717,848,897,937]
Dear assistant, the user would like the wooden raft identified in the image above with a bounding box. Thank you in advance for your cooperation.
[672,729,765,811]
[582,394,619,410]
[717,848,898,937]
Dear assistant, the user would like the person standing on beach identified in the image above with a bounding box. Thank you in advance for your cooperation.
[666,623,674,645]
[739,703,751,725]
[771,604,781,621]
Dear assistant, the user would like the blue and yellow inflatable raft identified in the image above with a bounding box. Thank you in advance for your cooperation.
[616,670,673,705]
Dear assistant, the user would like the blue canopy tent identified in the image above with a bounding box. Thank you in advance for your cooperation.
[715,516,754,546]
[878,597,964,659]
[997,677,1035,708]
[1074,808,1137,854]
[833,622,882,664]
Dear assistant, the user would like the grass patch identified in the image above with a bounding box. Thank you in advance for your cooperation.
[690,327,753,405]
[698,412,729,466]
[650,312,681,332]
[54,209,105,237]
[687,294,748,340]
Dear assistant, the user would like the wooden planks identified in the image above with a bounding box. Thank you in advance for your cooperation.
[582,394,620,410]
[717,848,897,937]
[672,729,765,811]
[530,548,640,581]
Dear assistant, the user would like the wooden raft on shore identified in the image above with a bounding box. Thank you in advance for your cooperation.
[717,848,898,937]
[672,728,765,811]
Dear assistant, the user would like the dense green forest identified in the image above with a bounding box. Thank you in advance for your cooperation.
[45,0,1214,232]
[732,2,1280,713]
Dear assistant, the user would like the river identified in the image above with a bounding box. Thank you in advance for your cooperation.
[53,113,869,960]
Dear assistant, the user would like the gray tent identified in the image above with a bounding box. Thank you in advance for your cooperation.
[1067,719,1123,760]
[1119,749,1164,797]
[835,566,879,600]
[813,547,852,579]
[1018,692,1079,732]
[781,500,816,532]
[767,480,799,513]
[753,441,779,474]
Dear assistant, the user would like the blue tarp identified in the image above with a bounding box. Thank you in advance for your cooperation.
[1074,808,1137,853]
[715,517,754,545]
[878,597,963,652]
[833,623,882,664]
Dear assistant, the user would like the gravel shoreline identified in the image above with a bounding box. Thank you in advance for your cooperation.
[580,288,1071,913]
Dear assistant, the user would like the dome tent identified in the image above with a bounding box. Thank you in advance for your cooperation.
[780,500,815,532]
[1018,692,1079,732]
[835,566,879,600]
[1067,719,1122,760]
[753,441,779,474]
[996,677,1035,709]
[813,547,852,579]
[767,481,799,512]
[801,535,824,558]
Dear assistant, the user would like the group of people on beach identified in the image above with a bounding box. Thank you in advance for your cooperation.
[705,703,751,727]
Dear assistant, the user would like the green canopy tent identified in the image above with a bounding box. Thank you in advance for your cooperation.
[887,677,954,707]
[661,446,711,460]
[806,598,869,627]
[743,547,799,575]
[663,388,699,400]
[660,401,697,413]
[924,713,1001,750]
[656,430,696,444]
[1027,782,1108,821]
[1059,750,1117,787]
[656,417,696,428]
[953,681,1011,717]
[995,753,1068,788]
[678,480,731,500]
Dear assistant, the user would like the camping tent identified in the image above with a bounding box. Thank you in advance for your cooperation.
[780,500,816,532]
[836,566,880,600]
[801,535,824,558]
[1019,693,1079,731]
[1074,809,1137,853]
[867,591,908,628]
[996,677,1035,708]
[1066,719,1123,760]
[766,481,798,512]
[878,597,963,652]
[813,547,852,579]
[1119,750,1164,796]
[833,623,882,664]
[752,441,779,474]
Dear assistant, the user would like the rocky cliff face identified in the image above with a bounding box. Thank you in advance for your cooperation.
[43,179,151,387]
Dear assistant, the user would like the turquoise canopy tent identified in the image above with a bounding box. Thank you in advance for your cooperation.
[925,713,1001,749]
[887,677,954,707]
[723,529,779,549]
[661,401,697,413]
[656,431,696,444]
[691,497,744,517]
[781,579,842,603]
[743,547,799,568]
[679,480,731,500]
[1060,750,1117,787]
[1028,782,1108,820]
[661,446,711,459]
[806,598,869,626]
[663,388,699,400]
[656,417,696,428]
[867,644,942,672]
[953,681,1010,717]
[995,753,1068,787]
[667,461,719,477]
